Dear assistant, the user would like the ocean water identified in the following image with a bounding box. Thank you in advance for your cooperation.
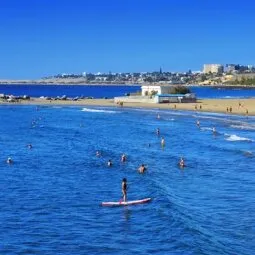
[0,105,255,255]
[1,84,255,99]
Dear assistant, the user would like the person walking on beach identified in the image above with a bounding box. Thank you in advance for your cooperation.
[122,178,127,202]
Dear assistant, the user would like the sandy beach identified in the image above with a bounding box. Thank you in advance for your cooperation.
[1,97,254,116]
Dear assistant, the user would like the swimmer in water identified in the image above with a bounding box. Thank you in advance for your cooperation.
[7,157,13,164]
[179,157,185,168]
[156,128,160,136]
[138,164,147,174]
[212,127,216,134]
[27,144,32,149]
[121,154,126,162]
[196,120,200,128]
[107,159,113,167]
[96,151,101,157]
[161,137,165,147]
[157,114,160,119]
[122,178,127,202]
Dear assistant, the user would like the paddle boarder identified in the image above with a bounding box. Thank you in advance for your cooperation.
[122,178,127,202]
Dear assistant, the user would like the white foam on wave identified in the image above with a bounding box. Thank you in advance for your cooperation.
[225,134,253,142]
[200,127,214,131]
[230,124,255,131]
[81,108,118,113]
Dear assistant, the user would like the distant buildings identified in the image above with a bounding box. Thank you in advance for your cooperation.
[203,64,224,74]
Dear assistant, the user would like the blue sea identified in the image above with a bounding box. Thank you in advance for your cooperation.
[0,103,255,254]
[1,84,255,98]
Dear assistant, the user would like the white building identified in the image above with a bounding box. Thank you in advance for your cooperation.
[203,64,224,74]
[141,85,173,96]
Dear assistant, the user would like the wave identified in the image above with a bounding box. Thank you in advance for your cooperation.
[225,134,253,142]
[230,124,255,131]
[200,127,214,131]
[81,108,118,113]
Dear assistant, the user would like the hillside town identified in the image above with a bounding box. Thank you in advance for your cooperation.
[40,63,255,85]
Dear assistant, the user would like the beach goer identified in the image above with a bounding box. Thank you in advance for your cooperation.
[246,109,248,116]
[138,164,147,174]
[121,154,126,162]
[226,107,229,112]
[156,128,160,136]
[122,178,127,202]
[96,151,101,157]
[107,159,112,167]
[200,105,202,110]
[195,105,197,110]
[157,114,160,119]
[7,157,13,164]
[174,104,176,109]
[179,157,185,168]
[196,120,200,128]
[212,127,216,135]
[229,106,232,113]
[27,144,33,149]
[161,137,165,147]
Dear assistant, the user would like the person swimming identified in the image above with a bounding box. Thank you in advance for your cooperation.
[107,159,113,167]
[212,127,216,135]
[122,178,127,202]
[96,151,101,157]
[156,128,160,136]
[27,144,33,149]
[196,120,200,128]
[7,157,13,164]
[179,157,185,168]
[121,154,126,162]
[138,164,147,173]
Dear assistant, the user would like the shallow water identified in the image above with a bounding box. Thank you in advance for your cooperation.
[0,105,254,254]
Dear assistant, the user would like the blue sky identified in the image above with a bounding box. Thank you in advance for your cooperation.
[0,0,254,79]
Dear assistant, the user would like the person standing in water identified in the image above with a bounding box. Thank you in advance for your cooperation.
[122,178,127,202]
[121,154,126,162]
[161,137,165,148]
[107,159,113,167]
[179,157,185,168]
[196,120,200,128]
[138,164,147,174]
[156,128,160,136]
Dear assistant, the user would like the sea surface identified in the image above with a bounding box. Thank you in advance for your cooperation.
[0,104,255,254]
[1,84,255,98]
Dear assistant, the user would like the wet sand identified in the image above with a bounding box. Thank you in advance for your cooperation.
[0,98,254,116]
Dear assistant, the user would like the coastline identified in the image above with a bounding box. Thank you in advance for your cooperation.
[1,98,254,116]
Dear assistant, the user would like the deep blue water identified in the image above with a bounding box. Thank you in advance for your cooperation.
[0,85,140,99]
[1,84,255,99]
[0,105,255,254]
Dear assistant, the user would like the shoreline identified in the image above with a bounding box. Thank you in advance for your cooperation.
[0,82,255,88]
[1,98,254,116]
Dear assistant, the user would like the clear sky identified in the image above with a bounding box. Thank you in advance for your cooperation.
[0,0,254,79]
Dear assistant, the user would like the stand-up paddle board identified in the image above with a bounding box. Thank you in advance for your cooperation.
[102,198,151,206]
